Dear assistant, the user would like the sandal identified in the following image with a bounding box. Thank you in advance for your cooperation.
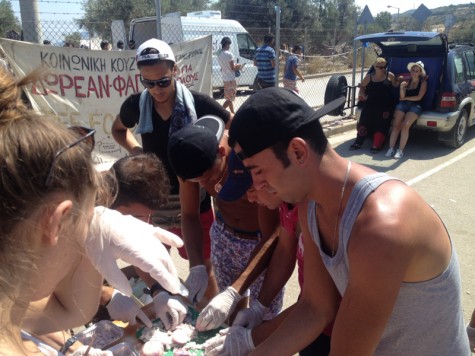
[349,143,361,150]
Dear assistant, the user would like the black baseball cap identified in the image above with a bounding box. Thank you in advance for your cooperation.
[168,115,225,180]
[228,88,345,159]
[217,150,253,202]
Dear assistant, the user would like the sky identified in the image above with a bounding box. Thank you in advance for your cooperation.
[10,0,474,22]
[11,0,85,22]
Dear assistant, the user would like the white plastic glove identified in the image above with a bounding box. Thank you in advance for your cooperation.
[71,346,113,356]
[106,289,152,327]
[184,264,208,304]
[86,206,183,296]
[205,326,255,356]
[153,291,188,330]
[232,299,268,329]
[196,286,241,331]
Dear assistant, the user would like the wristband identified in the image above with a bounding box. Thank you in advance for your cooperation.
[59,335,78,353]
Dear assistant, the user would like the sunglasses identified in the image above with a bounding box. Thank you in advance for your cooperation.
[45,126,96,188]
[375,66,386,69]
[140,76,173,89]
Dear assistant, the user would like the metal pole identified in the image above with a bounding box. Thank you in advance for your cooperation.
[155,0,162,39]
[19,0,42,43]
[397,8,400,30]
[361,23,367,83]
[275,5,281,87]
[304,27,307,74]
[351,14,358,116]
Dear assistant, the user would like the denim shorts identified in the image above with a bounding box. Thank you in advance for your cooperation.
[395,100,423,116]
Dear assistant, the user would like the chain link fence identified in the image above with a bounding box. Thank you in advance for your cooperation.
[2,18,378,124]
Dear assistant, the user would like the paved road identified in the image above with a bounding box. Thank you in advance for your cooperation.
[170,125,475,325]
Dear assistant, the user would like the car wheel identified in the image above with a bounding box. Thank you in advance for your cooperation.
[324,75,347,116]
[441,109,468,148]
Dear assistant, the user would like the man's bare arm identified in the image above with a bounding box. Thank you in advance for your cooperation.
[250,203,339,355]
[257,227,297,307]
[111,114,143,155]
[179,179,205,267]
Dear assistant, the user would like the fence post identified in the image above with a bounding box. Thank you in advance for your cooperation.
[155,0,162,39]
[351,14,358,116]
[19,0,42,43]
[304,27,307,74]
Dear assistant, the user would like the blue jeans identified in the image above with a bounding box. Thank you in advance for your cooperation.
[395,100,422,116]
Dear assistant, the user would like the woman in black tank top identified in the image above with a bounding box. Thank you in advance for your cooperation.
[349,57,400,153]
[385,61,428,159]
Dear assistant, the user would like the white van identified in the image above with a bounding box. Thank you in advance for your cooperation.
[129,11,259,90]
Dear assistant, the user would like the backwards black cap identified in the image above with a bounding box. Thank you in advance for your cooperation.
[229,88,345,159]
[168,115,225,180]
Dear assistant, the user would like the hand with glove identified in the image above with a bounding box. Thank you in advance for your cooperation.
[106,289,152,327]
[196,286,241,331]
[232,299,268,329]
[71,346,113,356]
[153,291,188,330]
[86,207,183,296]
[205,326,255,356]
[184,264,208,304]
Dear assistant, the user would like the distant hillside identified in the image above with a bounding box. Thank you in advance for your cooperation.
[394,3,475,42]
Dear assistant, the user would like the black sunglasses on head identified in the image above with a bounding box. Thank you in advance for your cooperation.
[44,126,96,188]
[140,75,173,89]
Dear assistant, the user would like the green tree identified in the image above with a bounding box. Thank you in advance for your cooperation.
[317,0,357,49]
[213,0,322,52]
[450,20,475,43]
[64,32,82,47]
[375,11,392,32]
[365,11,392,33]
[0,0,21,38]
[79,0,211,39]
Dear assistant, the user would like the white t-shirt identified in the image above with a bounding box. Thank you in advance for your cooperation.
[217,49,236,82]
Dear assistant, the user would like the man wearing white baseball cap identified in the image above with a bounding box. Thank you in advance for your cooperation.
[112,38,232,313]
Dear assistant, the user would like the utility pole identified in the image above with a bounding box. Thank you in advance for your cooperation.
[155,0,162,39]
[387,5,400,30]
[19,0,42,43]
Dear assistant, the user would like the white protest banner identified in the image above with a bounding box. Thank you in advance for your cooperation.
[0,35,212,164]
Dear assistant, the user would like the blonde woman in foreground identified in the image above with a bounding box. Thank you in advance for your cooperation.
[0,68,109,355]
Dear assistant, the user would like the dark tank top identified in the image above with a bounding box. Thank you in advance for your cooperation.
[365,73,394,108]
[405,79,422,104]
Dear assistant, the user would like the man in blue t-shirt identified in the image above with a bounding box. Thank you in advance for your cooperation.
[254,33,276,89]
[283,45,305,93]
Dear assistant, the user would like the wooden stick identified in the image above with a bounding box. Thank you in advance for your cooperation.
[83,333,97,356]
[131,294,144,307]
